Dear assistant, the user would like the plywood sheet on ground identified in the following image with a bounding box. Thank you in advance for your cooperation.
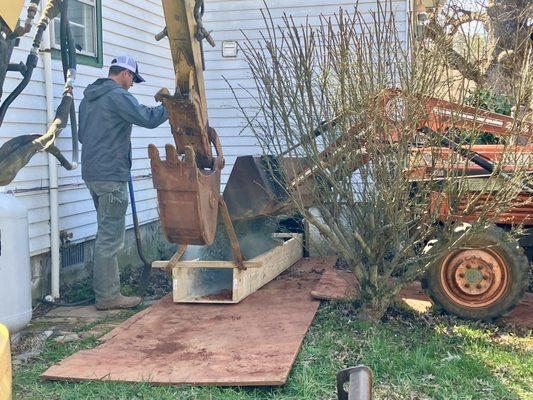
[310,267,357,301]
[41,257,333,386]
[312,267,533,328]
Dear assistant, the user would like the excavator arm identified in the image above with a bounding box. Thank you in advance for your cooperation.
[157,0,222,168]
[149,0,243,268]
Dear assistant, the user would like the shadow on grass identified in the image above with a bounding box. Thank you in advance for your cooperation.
[319,301,531,400]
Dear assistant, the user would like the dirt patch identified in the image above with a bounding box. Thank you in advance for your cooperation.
[199,289,233,301]
[143,342,214,361]
[210,314,241,322]
[145,342,187,356]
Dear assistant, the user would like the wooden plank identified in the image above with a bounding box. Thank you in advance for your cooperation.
[169,234,303,303]
[310,266,357,301]
[152,260,263,269]
[41,258,332,386]
[234,234,303,302]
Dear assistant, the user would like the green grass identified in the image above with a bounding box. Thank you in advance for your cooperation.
[13,302,532,400]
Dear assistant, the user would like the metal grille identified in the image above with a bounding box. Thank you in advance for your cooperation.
[60,243,85,269]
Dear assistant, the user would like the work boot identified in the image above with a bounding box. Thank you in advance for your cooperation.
[95,294,141,311]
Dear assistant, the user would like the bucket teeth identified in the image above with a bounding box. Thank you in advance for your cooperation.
[148,144,160,160]
[184,146,196,165]
[165,144,179,166]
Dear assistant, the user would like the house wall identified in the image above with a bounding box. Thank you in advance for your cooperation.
[1,0,409,298]
[203,0,409,185]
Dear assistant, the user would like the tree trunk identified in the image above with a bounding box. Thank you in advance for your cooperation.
[356,281,398,321]
[357,295,394,322]
[484,0,532,105]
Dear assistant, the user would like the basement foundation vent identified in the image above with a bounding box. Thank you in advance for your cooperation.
[60,243,84,269]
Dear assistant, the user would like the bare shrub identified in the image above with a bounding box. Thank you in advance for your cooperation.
[232,1,532,320]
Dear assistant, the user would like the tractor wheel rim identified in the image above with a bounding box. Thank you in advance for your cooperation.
[440,248,509,308]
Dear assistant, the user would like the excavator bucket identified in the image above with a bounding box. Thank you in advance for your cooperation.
[223,155,287,221]
[149,144,222,245]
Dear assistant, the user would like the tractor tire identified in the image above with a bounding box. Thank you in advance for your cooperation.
[423,225,530,320]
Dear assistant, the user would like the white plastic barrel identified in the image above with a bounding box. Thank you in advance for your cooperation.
[0,189,32,334]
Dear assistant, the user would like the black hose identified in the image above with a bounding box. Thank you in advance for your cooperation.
[0,52,38,126]
[59,0,77,74]
[59,0,69,77]
[59,0,79,164]
[419,126,533,194]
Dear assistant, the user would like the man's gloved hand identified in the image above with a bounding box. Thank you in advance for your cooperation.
[154,88,171,102]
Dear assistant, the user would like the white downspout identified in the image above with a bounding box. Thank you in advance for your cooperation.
[41,9,60,300]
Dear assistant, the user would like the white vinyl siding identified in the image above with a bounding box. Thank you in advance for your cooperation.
[202,0,408,185]
[1,0,408,255]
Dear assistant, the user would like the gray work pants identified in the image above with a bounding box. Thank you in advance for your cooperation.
[85,180,129,302]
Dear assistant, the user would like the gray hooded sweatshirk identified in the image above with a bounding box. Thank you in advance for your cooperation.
[78,78,168,182]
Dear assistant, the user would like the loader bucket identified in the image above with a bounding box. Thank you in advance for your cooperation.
[223,155,316,221]
[149,144,222,245]
[223,155,288,221]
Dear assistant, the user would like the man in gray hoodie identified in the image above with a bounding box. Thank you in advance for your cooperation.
[78,55,168,310]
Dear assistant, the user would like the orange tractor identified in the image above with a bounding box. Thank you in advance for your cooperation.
[401,95,533,319]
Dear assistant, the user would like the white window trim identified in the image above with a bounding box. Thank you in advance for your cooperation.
[50,0,98,58]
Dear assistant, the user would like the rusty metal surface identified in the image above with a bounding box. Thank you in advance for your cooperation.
[430,192,533,225]
[149,0,228,246]
[223,155,287,221]
[337,366,373,400]
[162,93,213,169]
[156,0,222,169]
[149,144,222,245]
[439,249,509,308]
[223,155,319,221]
[381,89,533,140]
[218,198,245,269]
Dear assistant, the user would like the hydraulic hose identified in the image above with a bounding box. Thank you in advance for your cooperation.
[0,0,58,127]
[128,177,153,297]
[0,52,38,126]
[0,0,79,185]
[59,0,79,165]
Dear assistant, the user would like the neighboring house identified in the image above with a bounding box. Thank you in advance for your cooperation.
[1,0,412,300]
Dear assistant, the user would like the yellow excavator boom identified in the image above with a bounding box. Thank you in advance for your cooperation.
[0,0,25,32]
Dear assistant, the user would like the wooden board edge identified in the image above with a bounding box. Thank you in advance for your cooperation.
[153,260,263,269]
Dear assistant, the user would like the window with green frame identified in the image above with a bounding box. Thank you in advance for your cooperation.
[50,0,103,68]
